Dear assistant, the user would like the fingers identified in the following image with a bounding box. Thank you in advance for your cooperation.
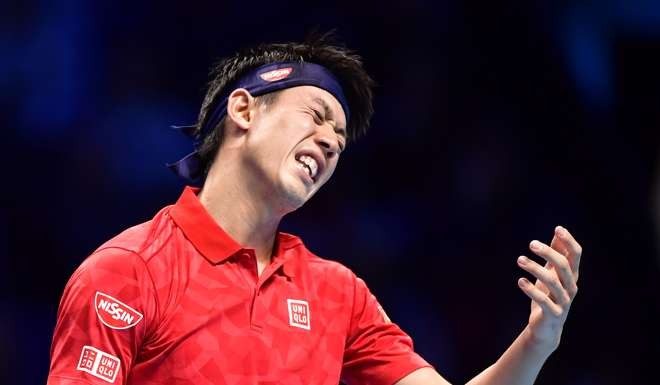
[517,277,564,317]
[549,234,568,262]
[528,240,579,299]
[517,255,571,305]
[554,226,582,277]
[516,226,582,322]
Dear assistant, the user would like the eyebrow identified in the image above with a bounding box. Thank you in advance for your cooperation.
[312,97,347,138]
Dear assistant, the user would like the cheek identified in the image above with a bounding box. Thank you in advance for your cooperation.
[288,115,315,134]
[252,116,298,154]
[320,160,339,183]
[270,114,313,144]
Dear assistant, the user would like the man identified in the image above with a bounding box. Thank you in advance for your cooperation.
[47,34,582,385]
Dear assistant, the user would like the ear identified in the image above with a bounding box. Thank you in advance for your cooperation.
[226,88,255,131]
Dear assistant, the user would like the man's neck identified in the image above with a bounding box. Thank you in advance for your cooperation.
[198,162,283,275]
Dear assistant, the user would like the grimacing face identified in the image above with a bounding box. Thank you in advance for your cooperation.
[242,85,347,213]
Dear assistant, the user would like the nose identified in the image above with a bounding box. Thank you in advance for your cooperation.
[315,126,340,159]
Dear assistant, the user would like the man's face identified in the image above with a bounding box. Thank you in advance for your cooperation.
[242,85,347,213]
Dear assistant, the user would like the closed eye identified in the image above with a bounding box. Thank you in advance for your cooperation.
[312,109,324,123]
[310,108,345,153]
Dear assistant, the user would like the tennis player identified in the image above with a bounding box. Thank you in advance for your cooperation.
[47,34,582,385]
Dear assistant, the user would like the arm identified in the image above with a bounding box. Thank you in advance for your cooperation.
[396,325,556,385]
[462,326,555,385]
[396,226,582,385]
[48,248,157,385]
[341,274,437,385]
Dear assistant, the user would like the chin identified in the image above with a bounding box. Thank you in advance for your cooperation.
[277,178,313,213]
[278,190,310,215]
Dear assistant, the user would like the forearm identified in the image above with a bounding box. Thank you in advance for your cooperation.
[465,326,555,385]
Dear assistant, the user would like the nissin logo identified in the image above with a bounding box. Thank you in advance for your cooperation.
[259,67,293,82]
[94,292,143,330]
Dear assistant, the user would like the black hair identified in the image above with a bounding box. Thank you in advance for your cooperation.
[194,31,375,178]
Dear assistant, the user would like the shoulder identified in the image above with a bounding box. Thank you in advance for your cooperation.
[92,206,176,264]
[67,205,177,292]
[67,247,156,305]
[286,237,361,289]
[308,253,357,281]
[60,236,163,329]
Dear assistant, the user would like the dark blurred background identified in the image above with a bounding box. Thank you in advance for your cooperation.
[3,0,660,384]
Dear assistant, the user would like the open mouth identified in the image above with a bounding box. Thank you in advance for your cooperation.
[295,154,319,182]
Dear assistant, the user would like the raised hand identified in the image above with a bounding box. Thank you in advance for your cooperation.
[516,226,582,351]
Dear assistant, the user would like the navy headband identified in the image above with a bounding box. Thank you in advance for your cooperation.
[167,61,350,184]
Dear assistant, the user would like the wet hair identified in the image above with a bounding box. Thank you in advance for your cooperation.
[194,31,375,177]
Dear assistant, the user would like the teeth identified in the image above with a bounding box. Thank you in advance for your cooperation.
[296,161,312,178]
[296,155,318,180]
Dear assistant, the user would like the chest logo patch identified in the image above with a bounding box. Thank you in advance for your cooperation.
[77,345,121,383]
[94,291,143,330]
[287,299,311,330]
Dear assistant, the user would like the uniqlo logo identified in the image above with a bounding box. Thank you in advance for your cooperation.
[77,345,121,383]
[287,299,310,330]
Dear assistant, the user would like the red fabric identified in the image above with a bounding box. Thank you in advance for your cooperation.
[48,187,431,385]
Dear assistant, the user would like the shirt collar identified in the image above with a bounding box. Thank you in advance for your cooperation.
[169,186,302,277]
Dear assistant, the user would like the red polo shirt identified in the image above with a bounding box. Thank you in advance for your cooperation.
[48,187,431,385]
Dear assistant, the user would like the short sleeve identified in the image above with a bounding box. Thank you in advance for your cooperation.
[341,275,432,385]
[47,247,158,385]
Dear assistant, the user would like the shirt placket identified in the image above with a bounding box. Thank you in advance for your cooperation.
[236,249,285,331]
